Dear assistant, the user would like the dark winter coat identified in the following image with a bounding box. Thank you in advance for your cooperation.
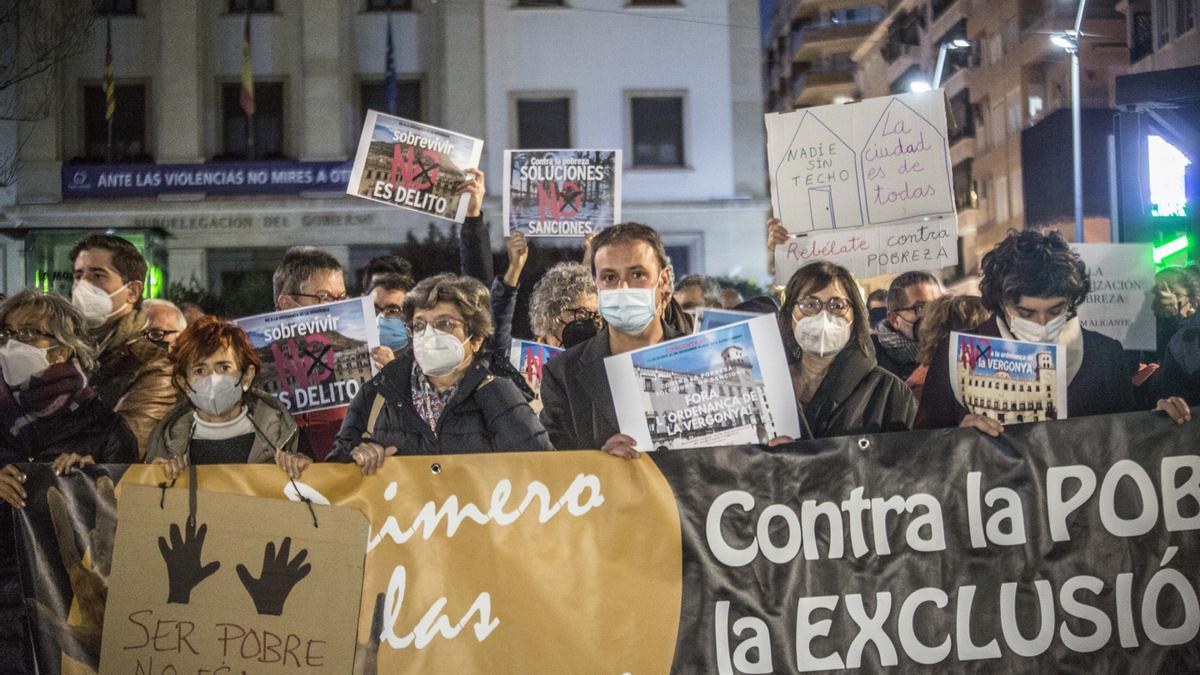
[801,345,917,439]
[329,352,552,459]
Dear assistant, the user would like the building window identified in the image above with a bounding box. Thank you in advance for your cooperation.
[515,0,565,6]
[948,88,974,144]
[229,0,274,12]
[220,81,284,160]
[515,97,571,148]
[631,96,684,167]
[365,0,414,9]
[1157,0,1172,47]
[953,159,976,210]
[360,79,422,122]
[81,83,148,162]
[97,0,137,14]
[1176,0,1197,35]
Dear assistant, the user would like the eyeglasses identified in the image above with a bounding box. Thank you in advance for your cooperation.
[0,327,56,344]
[794,297,851,317]
[894,303,928,318]
[557,307,600,325]
[376,305,405,319]
[143,328,179,343]
[290,291,349,303]
[411,317,465,334]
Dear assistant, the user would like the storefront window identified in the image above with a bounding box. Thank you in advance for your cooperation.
[25,229,167,300]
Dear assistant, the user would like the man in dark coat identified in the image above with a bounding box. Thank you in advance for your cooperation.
[871,271,942,382]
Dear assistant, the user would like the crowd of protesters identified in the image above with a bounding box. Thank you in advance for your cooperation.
[1,170,1198,669]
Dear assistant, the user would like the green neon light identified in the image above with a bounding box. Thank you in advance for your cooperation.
[1153,235,1190,264]
[1152,202,1189,218]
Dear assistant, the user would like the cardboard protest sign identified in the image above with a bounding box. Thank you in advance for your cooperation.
[951,331,1068,424]
[347,111,484,223]
[235,297,380,415]
[99,484,367,674]
[508,339,564,411]
[605,314,801,450]
[687,307,762,334]
[1071,243,1156,351]
[502,150,621,237]
[766,91,958,282]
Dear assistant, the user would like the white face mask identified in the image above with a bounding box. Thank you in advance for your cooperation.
[413,326,468,377]
[1008,312,1069,344]
[0,340,52,388]
[598,287,658,336]
[187,374,246,417]
[72,279,129,324]
[793,311,852,357]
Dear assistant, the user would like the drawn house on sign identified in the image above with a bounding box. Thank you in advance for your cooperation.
[773,111,861,233]
[859,96,955,224]
[636,345,777,449]
[957,348,1059,424]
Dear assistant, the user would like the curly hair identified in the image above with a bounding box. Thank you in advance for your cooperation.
[978,230,1090,315]
[0,289,97,372]
[529,263,597,339]
[169,315,261,393]
[778,261,873,363]
[917,295,992,367]
[403,273,494,340]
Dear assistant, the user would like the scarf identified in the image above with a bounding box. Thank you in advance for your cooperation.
[411,361,458,435]
[0,360,94,444]
[793,351,836,405]
[875,320,921,366]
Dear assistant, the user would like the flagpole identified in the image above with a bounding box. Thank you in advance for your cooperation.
[243,4,256,160]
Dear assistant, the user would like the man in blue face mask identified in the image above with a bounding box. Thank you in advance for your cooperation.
[366,273,415,370]
[540,223,690,457]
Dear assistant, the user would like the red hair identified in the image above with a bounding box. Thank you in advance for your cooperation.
[169,315,261,391]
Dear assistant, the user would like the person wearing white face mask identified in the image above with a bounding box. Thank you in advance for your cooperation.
[144,316,310,480]
[330,274,551,474]
[539,223,697,457]
[769,262,916,440]
[69,233,177,458]
[916,229,1191,434]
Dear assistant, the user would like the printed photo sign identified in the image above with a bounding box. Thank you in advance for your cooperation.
[502,150,621,237]
[950,331,1068,425]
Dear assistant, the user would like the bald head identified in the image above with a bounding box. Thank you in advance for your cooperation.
[143,299,187,348]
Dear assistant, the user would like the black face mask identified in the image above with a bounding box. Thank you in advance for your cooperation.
[910,317,923,341]
[560,318,600,349]
[868,306,888,327]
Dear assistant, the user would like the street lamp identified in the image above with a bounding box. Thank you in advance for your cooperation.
[931,38,972,88]
[1053,0,1089,242]
[909,80,933,93]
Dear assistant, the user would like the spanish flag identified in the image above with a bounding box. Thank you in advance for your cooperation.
[239,8,254,118]
[103,12,115,122]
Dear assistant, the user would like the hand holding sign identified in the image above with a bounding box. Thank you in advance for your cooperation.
[237,536,312,616]
[158,520,220,604]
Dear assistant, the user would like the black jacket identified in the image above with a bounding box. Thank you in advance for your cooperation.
[915,316,1142,429]
[1,396,136,675]
[801,345,917,439]
[329,352,552,459]
[540,323,685,450]
[1147,313,1200,405]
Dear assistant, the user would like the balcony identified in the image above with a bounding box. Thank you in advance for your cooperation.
[791,17,882,62]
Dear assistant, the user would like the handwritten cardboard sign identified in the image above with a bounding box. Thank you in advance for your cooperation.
[99,484,368,674]
[1071,243,1156,351]
[766,91,958,282]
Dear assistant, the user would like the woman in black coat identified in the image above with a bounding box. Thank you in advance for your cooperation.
[915,229,1191,434]
[330,273,552,473]
[775,261,916,440]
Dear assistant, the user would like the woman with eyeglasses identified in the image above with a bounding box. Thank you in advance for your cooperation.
[0,290,138,509]
[529,262,601,349]
[144,316,312,480]
[330,273,553,474]
[774,262,917,440]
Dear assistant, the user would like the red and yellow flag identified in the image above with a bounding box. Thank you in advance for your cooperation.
[239,9,255,117]
[103,13,115,121]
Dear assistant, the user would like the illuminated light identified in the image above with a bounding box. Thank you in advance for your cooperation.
[1153,235,1189,265]
[1148,134,1192,219]
[909,81,932,93]
[951,38,971,49]
[1050,32,1077,50]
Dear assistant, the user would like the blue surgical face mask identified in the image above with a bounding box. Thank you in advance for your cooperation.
[377,315,409,351]
[598,287,658,336]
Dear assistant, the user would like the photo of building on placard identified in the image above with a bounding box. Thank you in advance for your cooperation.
[950,332,1068,425]
[346,110,484,223]
[509,339,564,412]
[605,315,802,452]
[235,297,380,415]
[503,150,621,237]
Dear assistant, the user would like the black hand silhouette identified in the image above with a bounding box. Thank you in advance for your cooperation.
[236,537,312,616]
[157,520,220,604]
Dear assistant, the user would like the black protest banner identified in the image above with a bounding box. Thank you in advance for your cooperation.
[8,410,1200,673]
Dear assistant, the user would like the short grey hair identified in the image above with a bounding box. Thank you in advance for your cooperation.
[272,246,343,300]
[674,274,722,307]
[0,289,97,372]
[143,299,187,330]
[529,263,597,339]
[403,273,494,340]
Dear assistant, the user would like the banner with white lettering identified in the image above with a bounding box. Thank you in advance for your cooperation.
[10,410,1200,673]
[766,91,958,282]
[502,150,621,238]
[235,298,380,415]
[1071,243,1157,351]
[346,111,484,223]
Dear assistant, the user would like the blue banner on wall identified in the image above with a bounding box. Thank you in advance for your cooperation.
[62,160,354,198]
